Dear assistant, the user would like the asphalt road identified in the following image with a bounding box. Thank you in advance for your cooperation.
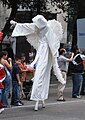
[0,77,85,120]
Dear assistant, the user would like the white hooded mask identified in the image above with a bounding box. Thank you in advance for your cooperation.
[32,15,48,29]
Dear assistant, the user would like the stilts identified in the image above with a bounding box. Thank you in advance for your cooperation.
[34,101,39,111]
[42,100,45,108]
[34,100,45,111]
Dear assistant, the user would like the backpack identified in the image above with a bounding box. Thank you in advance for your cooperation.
[70,54,84,73]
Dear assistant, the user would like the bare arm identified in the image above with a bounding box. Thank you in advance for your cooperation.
[1,59,12,71]
[18,63,34,73]
[16,74,21,86]
[67,53,74,62]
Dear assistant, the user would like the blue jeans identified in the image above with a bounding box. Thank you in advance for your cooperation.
[11,81,20,105]
[80,72,85,93]
[0,89,2,101]
[2,75,12,107]
[72,73,83,97]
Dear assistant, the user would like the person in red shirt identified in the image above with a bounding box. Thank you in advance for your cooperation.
[0,63,6,113]
[0,51,12,107]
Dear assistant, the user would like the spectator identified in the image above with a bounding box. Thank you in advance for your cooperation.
[4,44,14,61]
[11,56,23,106]
[18,53,34,99]
[80,51,85,95]
[27,52,36,70]
[57,48,74,101]
[0,51,12,107]
[0,56,6,113]
[71,46,85,98]
[26,54,35,100]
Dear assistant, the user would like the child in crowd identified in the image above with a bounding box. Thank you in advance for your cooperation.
[27,52,36,80]
[26,53,36,100]
[18,53,34,99]
[11,56,23,106]
[28,52,36,70]
[18,53,28,99]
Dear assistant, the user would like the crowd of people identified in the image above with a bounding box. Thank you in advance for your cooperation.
[0,51,34,113]
[57,46,85,100]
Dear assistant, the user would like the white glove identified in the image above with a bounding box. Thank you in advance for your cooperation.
[10,20,17,26]
[30,62,34,68]
[59,79,66,85]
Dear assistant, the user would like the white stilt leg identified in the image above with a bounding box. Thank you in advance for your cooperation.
[42,100,45,108]
[34,101,39,111]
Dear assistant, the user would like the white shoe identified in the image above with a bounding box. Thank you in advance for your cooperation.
[0,108,4,113]
[34,101,39,111]
[76,95,81,99]
[42,100,45,108]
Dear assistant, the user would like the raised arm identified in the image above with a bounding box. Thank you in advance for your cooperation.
[10,20,37,37]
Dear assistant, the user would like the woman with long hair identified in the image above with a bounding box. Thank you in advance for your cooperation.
[0,51,12,107]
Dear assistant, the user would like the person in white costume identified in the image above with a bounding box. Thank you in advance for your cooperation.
[10,15,66,111]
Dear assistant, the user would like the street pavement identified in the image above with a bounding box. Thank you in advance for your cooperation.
[1,76,85,120]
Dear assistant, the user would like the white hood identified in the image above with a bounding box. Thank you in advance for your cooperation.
[32,15,47,29]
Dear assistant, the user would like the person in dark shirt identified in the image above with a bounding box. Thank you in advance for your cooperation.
[11,56,24,106]
[71,46,85,99]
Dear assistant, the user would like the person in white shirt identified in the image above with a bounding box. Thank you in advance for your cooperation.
[57,48,74,101]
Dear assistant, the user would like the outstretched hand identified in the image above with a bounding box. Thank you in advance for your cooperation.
[8,57,12,62]
[10,20,17,26]
[70,52,74,57]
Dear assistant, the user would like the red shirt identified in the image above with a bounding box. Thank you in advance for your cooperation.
[0,64,6,89]
[83,60,85,70]
[17,62,27,82]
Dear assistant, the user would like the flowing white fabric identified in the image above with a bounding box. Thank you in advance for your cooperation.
[11,15,66,101]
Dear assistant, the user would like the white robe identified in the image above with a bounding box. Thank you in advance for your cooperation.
[11,15,66,101]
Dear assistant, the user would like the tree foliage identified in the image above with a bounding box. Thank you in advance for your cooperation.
[1,0,85,41]
[1,0,69,13]
[0,0,69,38]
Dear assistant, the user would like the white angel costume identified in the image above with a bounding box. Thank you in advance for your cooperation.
[11,15,66,110]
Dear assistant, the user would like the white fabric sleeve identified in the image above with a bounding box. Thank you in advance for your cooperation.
[11,23,36,37]
[52,56,66,85]
[81,54,85,60]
